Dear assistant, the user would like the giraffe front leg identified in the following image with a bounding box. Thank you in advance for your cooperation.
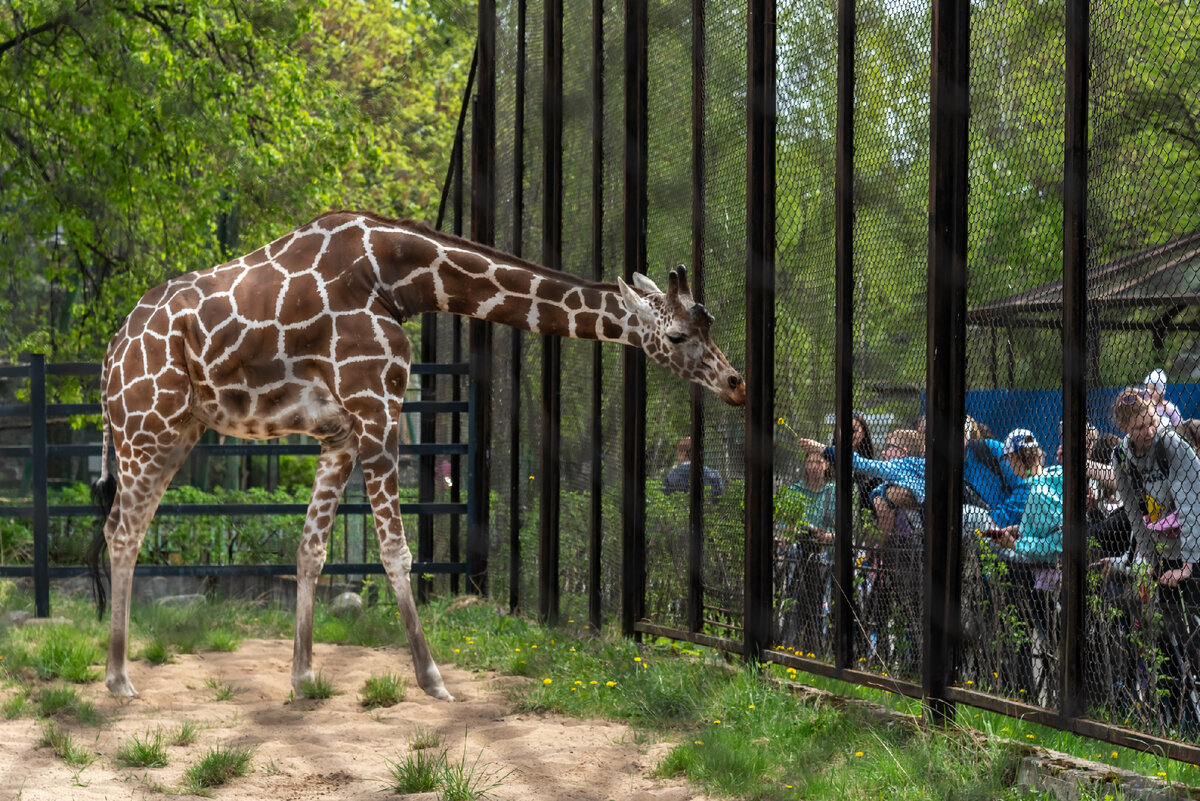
[292,444,357,697]
[381,535,454,701]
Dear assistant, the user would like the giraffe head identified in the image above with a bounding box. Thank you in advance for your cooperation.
[618,266,746,406]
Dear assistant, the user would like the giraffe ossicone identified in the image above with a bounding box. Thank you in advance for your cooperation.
[87,210,745,702]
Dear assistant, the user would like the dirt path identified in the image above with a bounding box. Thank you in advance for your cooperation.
[1,639,711,801]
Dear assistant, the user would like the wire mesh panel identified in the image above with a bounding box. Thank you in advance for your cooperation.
[958,0,1069,710]
[1078,0,1200,741]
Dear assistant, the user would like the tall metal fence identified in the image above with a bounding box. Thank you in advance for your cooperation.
[0,356,475,615]
[443,0,1200,765]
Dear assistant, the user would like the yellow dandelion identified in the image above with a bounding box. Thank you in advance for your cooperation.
[574,680,583,686]
[713,720,721,725]
[606,681,617,687]
[855,751,864,757]
[454,648,461,653]
[694,740,704,745]
[1111,752,1119,758]
[531,644,538,649]
[590,680,598,685]
[748,704,755,710]
[634,657,641,662]
[1026,734,1035,740]
[543,678,552,685]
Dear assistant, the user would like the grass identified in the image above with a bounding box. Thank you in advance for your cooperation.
[1,580,1198,798]
[114,729,170,768]
[382,729,511,800]
[182,743,255,791]
[38,721,95,767]
[360,671,407,708]
[203,676,242,701]
[297,669,338,699]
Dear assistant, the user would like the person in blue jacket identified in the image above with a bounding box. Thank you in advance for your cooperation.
[798,428,925,536]
[963,416,1029,533]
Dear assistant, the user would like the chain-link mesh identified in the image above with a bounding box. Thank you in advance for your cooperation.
[451,0,1200,753]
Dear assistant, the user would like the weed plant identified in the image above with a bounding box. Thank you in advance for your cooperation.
[114,730,169,768]
[38,721,95,767]
[298,669,338,699]
[183,743,255,791]
[383,745,445,793]
[171,720,200,746]
[203,676,242,701]
[34,684,103,725]
[360,671,407,708]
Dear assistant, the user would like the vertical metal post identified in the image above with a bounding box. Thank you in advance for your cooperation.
[588,0,606,632]
[833,0,857,670]
[509,0,528,614]
[469,0,496,597]
[744,0,777,664]
[1060,0,1090,722]
[31,355,49,618]
[687,0,708,636]
[924,0,969,726]
[621,0,649,638]
[540,0,564,626]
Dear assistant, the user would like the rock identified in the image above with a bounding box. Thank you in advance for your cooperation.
[154,593,206,607]
[330,591,364,618]
[0,610,33,629]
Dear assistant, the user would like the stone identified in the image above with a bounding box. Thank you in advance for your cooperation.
[330,591,364,618]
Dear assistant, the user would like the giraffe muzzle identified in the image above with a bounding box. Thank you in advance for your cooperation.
[722,375,746,406]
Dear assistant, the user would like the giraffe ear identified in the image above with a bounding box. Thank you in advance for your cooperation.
[618,277,655,323]
[631,273,661,294]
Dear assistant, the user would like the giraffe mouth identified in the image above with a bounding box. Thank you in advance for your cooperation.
[722,380,747,407]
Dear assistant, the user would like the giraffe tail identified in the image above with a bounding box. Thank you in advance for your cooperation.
[86,391,115,619]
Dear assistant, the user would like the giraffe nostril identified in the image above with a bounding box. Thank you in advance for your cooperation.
[728,375,743,389]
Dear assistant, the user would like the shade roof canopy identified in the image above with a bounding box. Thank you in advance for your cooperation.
[967,229,1200,331]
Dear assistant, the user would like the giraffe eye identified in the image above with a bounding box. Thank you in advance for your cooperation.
[666,332,687,345]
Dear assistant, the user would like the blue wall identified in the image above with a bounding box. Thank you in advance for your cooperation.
[962,384,1200,462]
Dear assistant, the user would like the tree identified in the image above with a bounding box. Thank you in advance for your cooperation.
[0,0,474,363]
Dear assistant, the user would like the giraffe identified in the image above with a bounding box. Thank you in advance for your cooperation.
[87,210,745,702]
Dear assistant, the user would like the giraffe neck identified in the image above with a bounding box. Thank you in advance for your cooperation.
[369,217,646,346]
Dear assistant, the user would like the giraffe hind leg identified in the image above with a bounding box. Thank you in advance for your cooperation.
[103,418,205,697]
[291,440,358,696]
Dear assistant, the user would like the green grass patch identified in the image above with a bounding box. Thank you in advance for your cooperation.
[297,669,338,700]
[203,676,242,702]
[183,743,255,791]
[35,684,103,725]
[382,745,445,794]
[114,730,170,768]
[360,672,407,708]
[38,721,95,767]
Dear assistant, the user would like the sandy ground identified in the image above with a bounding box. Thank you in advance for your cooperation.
[0,638,712,801]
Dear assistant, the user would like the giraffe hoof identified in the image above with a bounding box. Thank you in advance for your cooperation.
[106,676,139,698]
[425,686,455,702]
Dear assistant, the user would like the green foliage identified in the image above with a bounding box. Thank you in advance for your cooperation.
[183,743,256,791]
[38,720,95,767]
[115,730,170,769]
[360,672,408,709]
[0,0,472,364]
[297,670,338,700]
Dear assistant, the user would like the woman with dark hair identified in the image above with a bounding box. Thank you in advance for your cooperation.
[850,412,883,514]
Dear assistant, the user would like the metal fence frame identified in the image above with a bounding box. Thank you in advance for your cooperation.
[452,0,1200,767]
[0,356,477,618]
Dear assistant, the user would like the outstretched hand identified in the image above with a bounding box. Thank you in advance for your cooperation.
[795,437,825,453]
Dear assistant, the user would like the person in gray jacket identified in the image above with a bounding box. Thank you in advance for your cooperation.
[1106,387,1200,730]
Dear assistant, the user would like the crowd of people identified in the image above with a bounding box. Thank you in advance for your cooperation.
[766,368,1200,731]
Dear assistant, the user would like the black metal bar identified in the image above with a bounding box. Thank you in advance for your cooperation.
[621,0,649,638]
[469,0,496,600]
[743,0,776,666]
[1060,0,1089,723]
[833,0,857,671]
[540,0,564,627]
[0,503,468,518]
[436,46,478,233]
[924,0,970,727]
[509,0,527,616]
[686,0,707,637]
[31,356,49,617]
[588,0,605,633]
